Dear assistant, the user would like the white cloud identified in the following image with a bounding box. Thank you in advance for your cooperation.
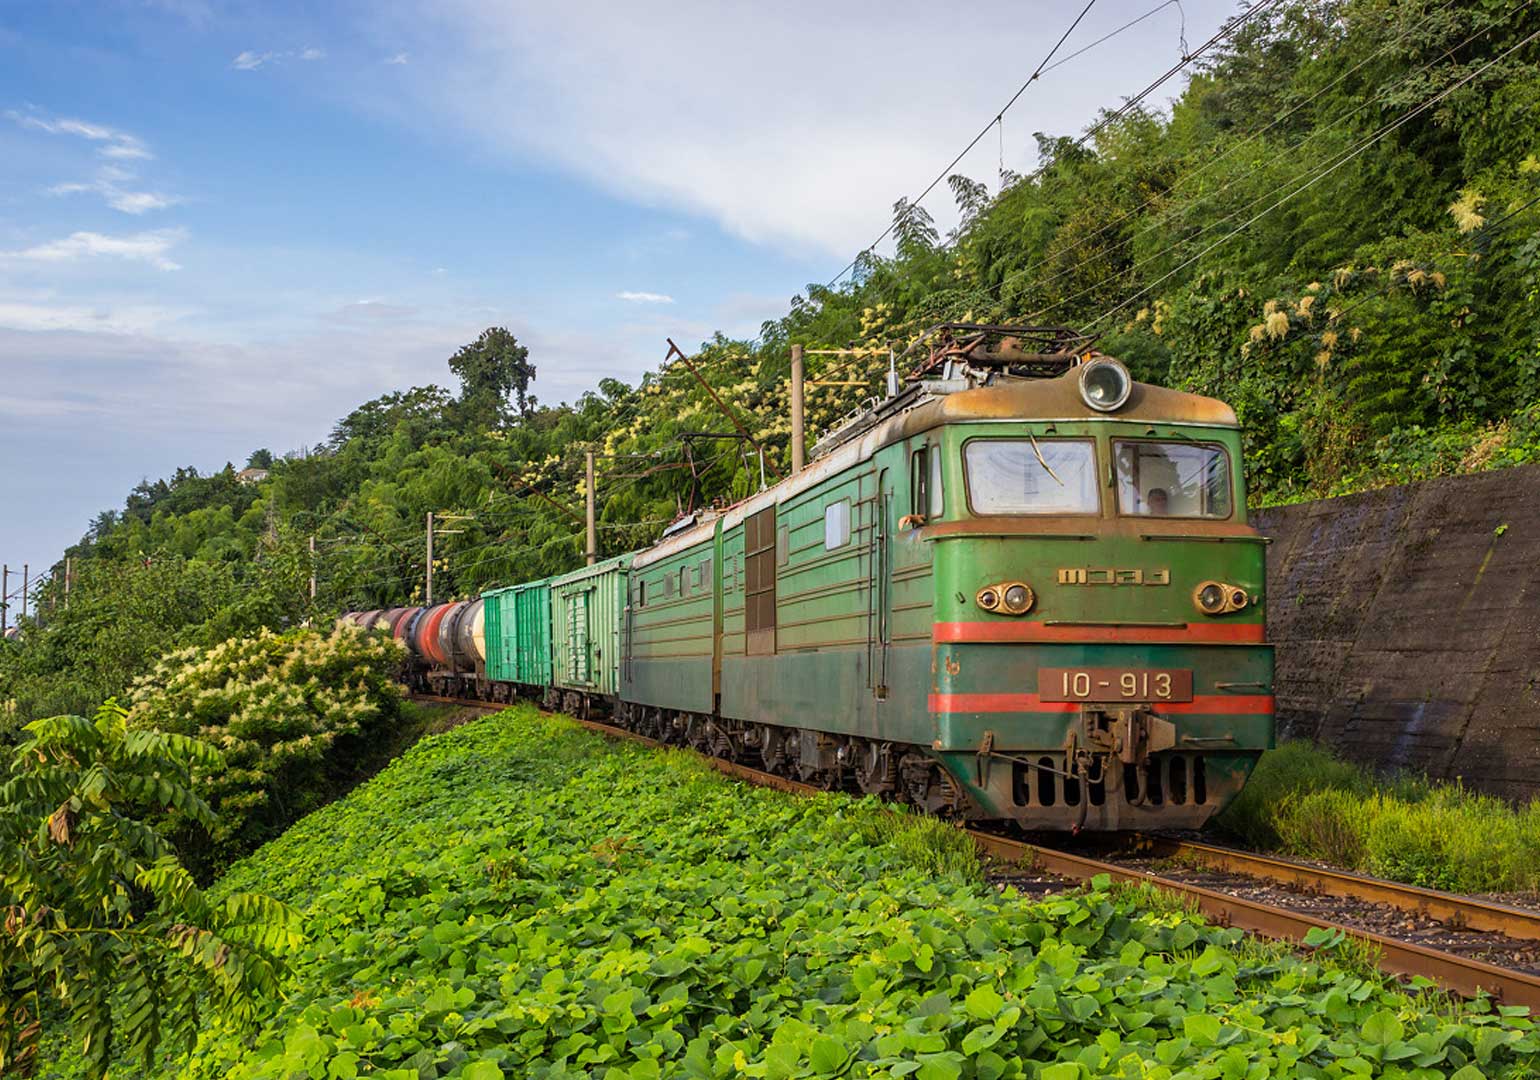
[617,290,674,304]
[393,0,1232,257]
[0,301,185,336]
[3,230,186,271]
[47,168,181,215]
[234,47,328,70]
[107,190,179,214]
[387,51,410,65]
[6,109,154,161]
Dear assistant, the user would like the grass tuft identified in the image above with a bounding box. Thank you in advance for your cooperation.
[848,801,981,882]
[1219,740,1540,894]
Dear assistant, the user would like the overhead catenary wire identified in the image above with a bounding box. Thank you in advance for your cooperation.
[827,0,1286,290]
[984,0,1481,311]
[825,0,1104,287]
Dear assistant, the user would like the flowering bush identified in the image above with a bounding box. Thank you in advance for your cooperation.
[127,626,406,875]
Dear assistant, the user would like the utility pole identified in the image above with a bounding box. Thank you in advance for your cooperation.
[790,343,806,474]
[1,565,7,635]
[64,556,71,609]
[21,564,27,622]
[425,511,434,605]
[585,450,598,566]
[308,535,317,601]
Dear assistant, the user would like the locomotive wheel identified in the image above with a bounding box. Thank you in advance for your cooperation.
[752,724,785,772]
[898,753,937,809]
[853,740,897,795]
[706,721,739,762]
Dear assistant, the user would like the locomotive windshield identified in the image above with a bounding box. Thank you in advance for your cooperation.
[1114,439,1233,519]
[963,438,1099,514]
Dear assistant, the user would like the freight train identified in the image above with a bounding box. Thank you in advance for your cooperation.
[343,325,1274,831]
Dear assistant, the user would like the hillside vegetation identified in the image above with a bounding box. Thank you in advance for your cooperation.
[3,0,1539,728]
[83,709,1540,1078]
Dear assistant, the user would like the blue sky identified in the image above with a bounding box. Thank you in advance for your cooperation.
[0,0,1236,582]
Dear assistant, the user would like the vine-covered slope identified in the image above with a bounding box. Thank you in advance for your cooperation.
[5,0,1539,728]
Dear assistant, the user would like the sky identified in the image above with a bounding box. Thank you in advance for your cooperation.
[0,0,1240,583]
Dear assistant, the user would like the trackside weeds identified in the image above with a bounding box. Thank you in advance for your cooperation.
[148,708,1540,1078]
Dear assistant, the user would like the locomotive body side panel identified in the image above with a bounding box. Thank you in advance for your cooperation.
[625,526,717,714]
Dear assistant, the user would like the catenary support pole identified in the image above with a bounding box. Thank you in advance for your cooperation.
[790,343,806,474]
[21,564,27,621]
[64,556,71,609]
[1,564,7,634]
[585,450,597,566]
[425,511,434,605]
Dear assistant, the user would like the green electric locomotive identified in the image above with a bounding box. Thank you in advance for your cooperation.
[618,325,1272,831]
[362,324,1274,832]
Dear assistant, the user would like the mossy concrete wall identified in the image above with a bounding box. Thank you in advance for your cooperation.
[1253,464,1540,803]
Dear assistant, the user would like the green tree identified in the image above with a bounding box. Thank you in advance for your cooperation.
[449,326,537,423]
[0,702,298,1079]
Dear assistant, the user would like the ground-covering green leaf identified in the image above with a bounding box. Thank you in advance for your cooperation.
[58,706,1525,1080]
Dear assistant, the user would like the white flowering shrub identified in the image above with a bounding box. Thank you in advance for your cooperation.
[127,626,406,874]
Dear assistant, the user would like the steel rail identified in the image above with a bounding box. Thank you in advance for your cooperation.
[1135,837,1540,943]
[971,832,1540,1010]
[405,694,1540,1007]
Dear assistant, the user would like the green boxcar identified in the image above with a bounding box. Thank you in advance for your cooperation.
[481,585,518,683]
[513,580,553,688]
[549,554,632,699]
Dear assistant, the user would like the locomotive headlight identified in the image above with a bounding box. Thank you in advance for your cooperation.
[977,582,1033,615]
[1002,583,1034,614]
[1079,357,1132,412]
[1194,581,1248,615]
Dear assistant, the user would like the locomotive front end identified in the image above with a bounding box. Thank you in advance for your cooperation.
[923,359,1274,831]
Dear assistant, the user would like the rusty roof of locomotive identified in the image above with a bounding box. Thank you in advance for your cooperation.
[633,370,1239,566]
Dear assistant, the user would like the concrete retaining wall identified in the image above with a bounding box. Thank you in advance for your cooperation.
[1252,464,1540,803]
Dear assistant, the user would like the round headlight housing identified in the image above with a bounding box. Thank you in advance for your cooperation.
[1002,583,1034,614]
[1079,356,1132,412]
[978,582,1033,615]
[1194,581,1249,615]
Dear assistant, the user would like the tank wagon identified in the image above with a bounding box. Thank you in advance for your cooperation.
[344,325,1274,831]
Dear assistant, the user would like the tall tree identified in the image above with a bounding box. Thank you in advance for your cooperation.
[448,327,537,423]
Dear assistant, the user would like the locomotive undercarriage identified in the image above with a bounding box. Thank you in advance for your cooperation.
[412,673,1243,829]
[610,700,971,818]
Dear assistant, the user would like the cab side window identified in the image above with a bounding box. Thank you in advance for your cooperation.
[908,444,942,524]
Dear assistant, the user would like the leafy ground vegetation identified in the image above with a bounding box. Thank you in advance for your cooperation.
[32,708,1534,1080]
[1219,742,1540,894]
[5,0,1540,738]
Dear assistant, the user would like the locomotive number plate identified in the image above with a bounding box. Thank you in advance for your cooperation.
[1039,667,1193,703]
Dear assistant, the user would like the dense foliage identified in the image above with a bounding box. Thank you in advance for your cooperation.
[81,708,1534,1079]
[4,0,1539,731]
[1,703,299,1079]
[124,627,407,878]
[1219,742,1540,893]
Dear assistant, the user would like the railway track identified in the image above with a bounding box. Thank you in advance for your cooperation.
[408,694,1540,1008]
